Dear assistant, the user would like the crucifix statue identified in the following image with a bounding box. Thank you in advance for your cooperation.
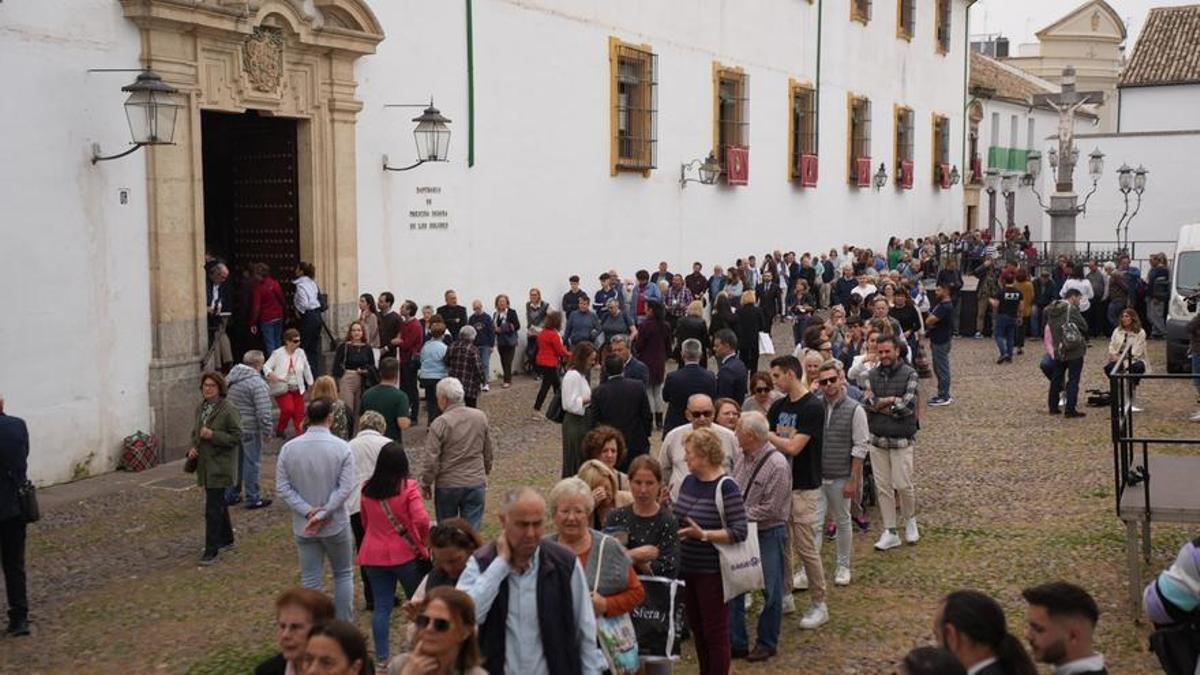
[1032,66,1104,192]
[1029,66,1106,250]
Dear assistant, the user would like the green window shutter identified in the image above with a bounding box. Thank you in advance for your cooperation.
[987,146,1007,169]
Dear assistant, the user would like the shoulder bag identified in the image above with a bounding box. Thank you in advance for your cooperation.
[712,475,764,602]
[7,469,38,524]
[592,536,641,675]
[379,485,433,576]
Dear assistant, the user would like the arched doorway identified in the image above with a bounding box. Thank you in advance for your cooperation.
[121,0,383,456]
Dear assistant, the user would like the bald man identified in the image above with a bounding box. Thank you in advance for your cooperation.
[658,394,736,501]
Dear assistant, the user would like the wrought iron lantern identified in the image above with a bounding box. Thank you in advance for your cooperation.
[91,70,181,163]
[383,100,452,172]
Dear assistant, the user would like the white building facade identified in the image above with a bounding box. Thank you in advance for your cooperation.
[0,0,973,484]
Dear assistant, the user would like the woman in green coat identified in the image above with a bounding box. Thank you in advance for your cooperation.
[189,371,243,565]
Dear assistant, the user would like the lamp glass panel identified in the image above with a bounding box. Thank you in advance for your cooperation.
[1134,170,1147,190]
[1047,147,1058,168]
[123,90,153,144]
[1026,152,1040,179]
[413,120,450,161]
[698,162,719,184]
[151,92,179,143]
[1118,170,1133,190]
[1001,173,1016,193]
[984,170,999,192]
[1088,152,1104,180]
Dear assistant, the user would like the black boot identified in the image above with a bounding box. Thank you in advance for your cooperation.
[7,618,29,637]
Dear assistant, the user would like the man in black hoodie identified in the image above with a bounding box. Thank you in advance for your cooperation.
[0,395,29,637]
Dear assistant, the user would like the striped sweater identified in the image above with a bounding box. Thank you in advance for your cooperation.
[672,475,748,575]
[1144,536,1200,625]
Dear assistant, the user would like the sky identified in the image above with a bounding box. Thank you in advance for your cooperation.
[969,0,1198,52]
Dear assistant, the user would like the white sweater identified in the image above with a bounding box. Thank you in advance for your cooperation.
[562,370,592,416]
[264,346,315,395]
[1060,278,1094,312]
[1108,328,1148,369]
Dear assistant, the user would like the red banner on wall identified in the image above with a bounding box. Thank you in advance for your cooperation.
[726,146,749,185]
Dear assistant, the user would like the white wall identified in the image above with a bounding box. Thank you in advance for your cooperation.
[1066,130,1200,253]
[0,1,153,483]
[355,0,968,309]
[1119,85,1200,133]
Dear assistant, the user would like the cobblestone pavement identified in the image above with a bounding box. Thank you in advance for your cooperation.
[2,326,1194,673]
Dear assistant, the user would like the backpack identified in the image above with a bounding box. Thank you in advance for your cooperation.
[1056,305,1086,357]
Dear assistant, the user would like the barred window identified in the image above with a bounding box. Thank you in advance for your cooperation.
[897,0,915,39]
[610,38,658,174]
[852,0,872,23]
[713,63,749,169]
[848,95,872,182]
[935,0,952,54]
[895,106,914,167]
[933,113,951,181]
[788,81,818,180]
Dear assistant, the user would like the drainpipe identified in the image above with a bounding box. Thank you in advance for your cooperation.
[466,0,475,167]
[815,0,823,152]
[963,1,979,174]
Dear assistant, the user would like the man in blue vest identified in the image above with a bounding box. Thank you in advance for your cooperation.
[457,487,604,675]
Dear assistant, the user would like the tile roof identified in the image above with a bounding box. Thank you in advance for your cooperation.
[1119,5,1200,88]
[970,51,1056,103]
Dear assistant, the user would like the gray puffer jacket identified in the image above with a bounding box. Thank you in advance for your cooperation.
[226,364,275,434]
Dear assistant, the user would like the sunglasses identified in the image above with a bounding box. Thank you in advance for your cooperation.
[415,615,453,633]
[687,410,714,418]
[817,376,839,386]
[288,338,300,344]
[753,387,772,394]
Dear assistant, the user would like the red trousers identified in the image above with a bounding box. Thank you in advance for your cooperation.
[683,572,731,674]
[275,391,305,434]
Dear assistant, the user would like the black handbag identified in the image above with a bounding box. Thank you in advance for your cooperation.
[15,478,38,524]
[545,393,566,424]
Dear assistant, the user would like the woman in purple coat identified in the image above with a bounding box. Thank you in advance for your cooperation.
[634,300,672,430]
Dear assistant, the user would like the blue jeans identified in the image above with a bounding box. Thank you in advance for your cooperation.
[364,562,427,662]
[1048,357,1084,412]
[993,313,1016,358]
[930,340,952,399]
[260,319,283,354]
[225,432,264,503]
[477,346,493,384]
[730,524,787,652]
[1192,354,1200,393]
[296,526,355,621]
[434,485,486,531]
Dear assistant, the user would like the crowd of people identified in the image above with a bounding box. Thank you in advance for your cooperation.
[0,232,1191,673]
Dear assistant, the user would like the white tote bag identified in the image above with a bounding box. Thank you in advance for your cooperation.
[712,476,764,603]
[757,331,775,356]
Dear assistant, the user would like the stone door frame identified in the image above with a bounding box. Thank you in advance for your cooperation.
[119,0,382,456]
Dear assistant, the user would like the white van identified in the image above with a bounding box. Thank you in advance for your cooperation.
[1165,224,1200,372]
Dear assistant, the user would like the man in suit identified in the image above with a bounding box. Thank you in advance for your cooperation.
[591,355,653,472]
[609,335,648,386]
[661,338,717,437]
[0,395,29,636]
[205,262,234,369]
[713,330,748,404]
[1022,582,1108,675]
[756,271,783,327]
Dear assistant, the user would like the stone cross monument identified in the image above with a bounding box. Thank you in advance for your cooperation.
[1031,66,1104,249]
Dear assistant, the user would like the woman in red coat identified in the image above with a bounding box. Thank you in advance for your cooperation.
[358,442,431,667]
[533,310,572,413]
[634,301,672,430]
[249,262,287,353]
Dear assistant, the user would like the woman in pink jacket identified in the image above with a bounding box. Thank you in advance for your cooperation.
[358,442,432,667]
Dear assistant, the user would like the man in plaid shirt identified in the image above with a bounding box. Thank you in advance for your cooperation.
[862,335,920,552]
[445,325,485,408]
[664,275,694,331]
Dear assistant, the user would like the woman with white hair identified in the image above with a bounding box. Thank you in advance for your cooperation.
[546,477,645,624]
[444,325,484,408]
[348,411,391,611]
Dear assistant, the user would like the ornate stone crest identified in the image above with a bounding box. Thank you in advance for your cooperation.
[243,26,284,92]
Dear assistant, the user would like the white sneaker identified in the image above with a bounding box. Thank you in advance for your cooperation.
[781,593,797,615]
[799,602,829,630]
[834,566,852,586]
[1190,410,1200,423]
[1131,404,1144,413]
[905,518,920,544]
[744,593,753,610]
[874,531,902,551]
[792,568,809,590]
[481,384,490,392]
[1059,393,1067,408]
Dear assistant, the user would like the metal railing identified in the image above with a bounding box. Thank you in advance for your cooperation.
[1108,366,1200,520]
[956,239,1175,276]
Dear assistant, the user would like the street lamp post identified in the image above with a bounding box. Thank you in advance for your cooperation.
[984,168,1002,241]
[91,70,182,163]
[1115,164,1149,251]
[1001,172,1017,229]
